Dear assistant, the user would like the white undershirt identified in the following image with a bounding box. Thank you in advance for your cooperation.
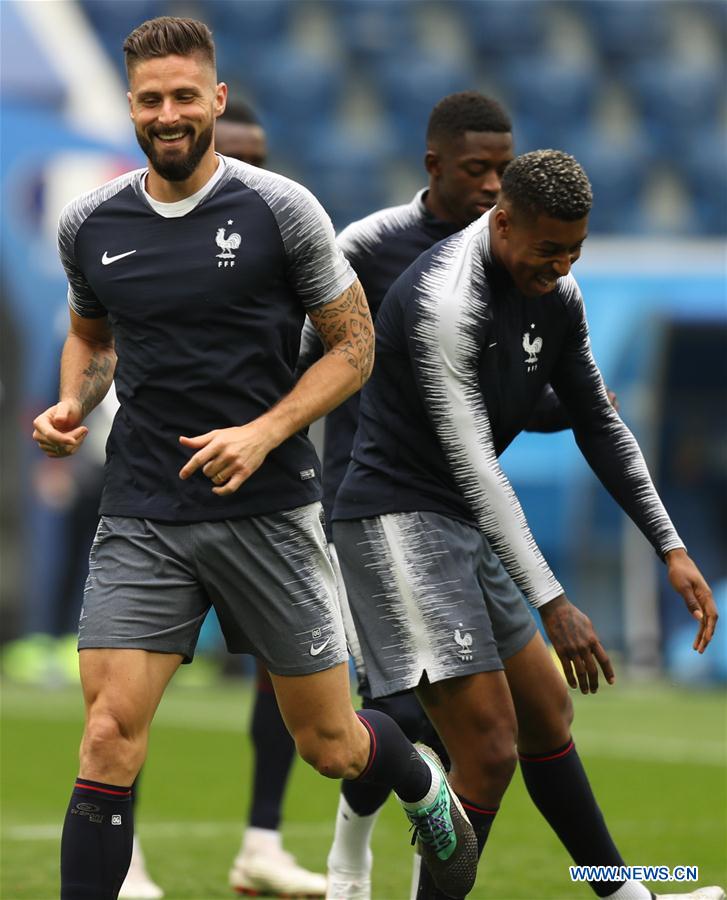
[143,154,225,218]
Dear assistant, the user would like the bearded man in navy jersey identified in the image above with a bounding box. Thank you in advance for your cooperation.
[32,17,478,900]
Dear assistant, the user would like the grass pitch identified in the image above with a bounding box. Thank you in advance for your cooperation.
[1,677,725,900]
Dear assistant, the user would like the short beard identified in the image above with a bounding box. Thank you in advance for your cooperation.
[136,122,214,182]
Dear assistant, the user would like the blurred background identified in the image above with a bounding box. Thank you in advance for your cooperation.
[1,0,726,688]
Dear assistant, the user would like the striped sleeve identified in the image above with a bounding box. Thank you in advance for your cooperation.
[408,227,564,607]
[551,277,684,558]
[337,192,424,262]
[57,169,140,318]
[223,160,356,310]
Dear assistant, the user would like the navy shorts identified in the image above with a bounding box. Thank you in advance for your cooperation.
[332,511,537,698]
[79,503,348,676]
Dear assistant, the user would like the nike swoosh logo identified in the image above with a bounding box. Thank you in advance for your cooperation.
[102,250,137,265]
[310,637,331,656]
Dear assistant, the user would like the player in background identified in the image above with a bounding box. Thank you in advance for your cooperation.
[214,98,327,899]
[329,149,721,900]
[32,18,478,900]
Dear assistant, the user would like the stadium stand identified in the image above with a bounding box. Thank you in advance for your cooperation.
[74,0,726,234]
[1,0,724,686]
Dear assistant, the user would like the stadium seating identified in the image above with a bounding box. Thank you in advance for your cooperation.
[75,0,726,234]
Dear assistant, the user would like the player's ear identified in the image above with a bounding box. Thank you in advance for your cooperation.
[127,91,134,120]
[214,82,228,118]
[493,206,511,239]
[425,149,441,178]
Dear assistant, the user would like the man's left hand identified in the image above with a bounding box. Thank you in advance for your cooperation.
[665,548,717,653]
[178,424,274,495]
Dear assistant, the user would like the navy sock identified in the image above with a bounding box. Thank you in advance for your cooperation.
[248,673,295,830]
[342,775,391,816]
[415,795,497,899]
[354,708,431,802]
[60,777,133,900]
[459,796,498,857]
[343,691,446,816]
[519,740,625,897]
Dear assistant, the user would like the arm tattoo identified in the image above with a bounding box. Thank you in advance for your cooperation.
[308,282,374,386]
[78,351,114,417]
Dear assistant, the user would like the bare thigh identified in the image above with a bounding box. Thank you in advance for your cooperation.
[270,662,370,780]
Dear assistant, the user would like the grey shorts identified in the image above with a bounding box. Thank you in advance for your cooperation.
[79,503,348,676]
[332,511,537,698]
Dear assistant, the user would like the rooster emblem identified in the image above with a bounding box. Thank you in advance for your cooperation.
[522,325,543,371]
[215,220,242,267]
[454,626,473,661]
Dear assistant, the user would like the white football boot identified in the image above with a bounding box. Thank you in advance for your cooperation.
[118,836,164,899]
[325,849,373,900]
[230,828,326,897]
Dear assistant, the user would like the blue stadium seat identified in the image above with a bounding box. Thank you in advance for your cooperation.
[681,130,727,235]
[498,57,600,142]
[331,0,416,66]
[300,129,389,230]
[240,46,342,153]
[79,0,161,73]
[371,56,471,159]
[580,0,671,64]
[624,60,725,154]
[455,0,548,61]
[206,0,292,77]
[203,0,291,42]
[566,127,653,233]
[700,0,727,41]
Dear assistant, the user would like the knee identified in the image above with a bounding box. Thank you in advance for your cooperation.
[455,714,518,797]
[294,723,358,780]
[81,709,145,782]
[482,723,519,787]
[517,683,573,752]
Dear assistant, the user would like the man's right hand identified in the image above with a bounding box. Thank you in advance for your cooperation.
[32,400,88,458]
[539,594,615,694]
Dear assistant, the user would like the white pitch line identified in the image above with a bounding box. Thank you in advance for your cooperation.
[569,731,726,767]
[3,821,336,842]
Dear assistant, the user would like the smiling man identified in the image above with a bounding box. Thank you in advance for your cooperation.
[32,17,479,899]
[328,150,719,900]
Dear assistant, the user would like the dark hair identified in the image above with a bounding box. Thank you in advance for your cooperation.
[426,91,512,145]
[500,150,592,221]
[221,100,260,126]
[123,16,215,75]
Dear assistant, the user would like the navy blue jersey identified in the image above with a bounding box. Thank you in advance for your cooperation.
[334,211,684,607]
[296,191,458,535]
[298,190,569,538]
[58,156,355,522]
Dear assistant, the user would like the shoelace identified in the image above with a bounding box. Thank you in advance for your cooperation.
[407,792,455,854]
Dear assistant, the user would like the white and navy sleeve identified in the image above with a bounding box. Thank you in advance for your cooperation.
[57,170,140,318]
[281,182,357,309]
[228,164,357,311]
[550,277,684,559]
[407,232,564,607]
[57,198,106,318]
